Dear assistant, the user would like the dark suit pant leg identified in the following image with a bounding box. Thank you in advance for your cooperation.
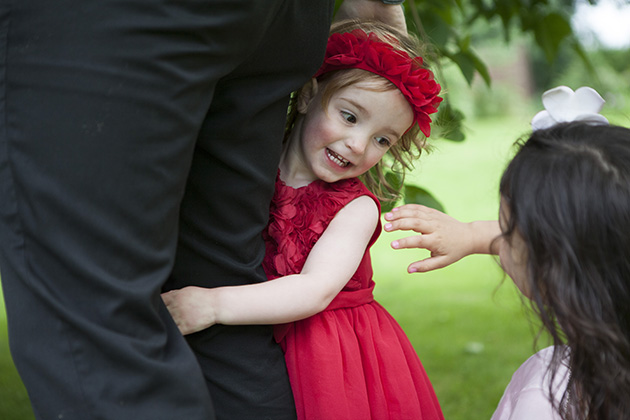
[0,1,329,418]
[169,1,334,419]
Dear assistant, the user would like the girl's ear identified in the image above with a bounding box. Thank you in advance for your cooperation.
[297,78,319,114]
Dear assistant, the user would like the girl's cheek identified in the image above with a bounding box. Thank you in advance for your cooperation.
[499,245,531,299]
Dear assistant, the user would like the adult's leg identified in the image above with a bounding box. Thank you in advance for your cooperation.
[166,1,334,418]
[0,1,292,418]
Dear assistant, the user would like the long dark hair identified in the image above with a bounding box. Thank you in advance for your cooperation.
[499,122,630,419]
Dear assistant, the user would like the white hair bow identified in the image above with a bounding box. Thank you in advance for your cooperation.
[531,86,609,130]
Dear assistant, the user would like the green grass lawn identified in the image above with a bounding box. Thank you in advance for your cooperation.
[0,290,34,419]
[373,255,534,419]
[0,115,543,419]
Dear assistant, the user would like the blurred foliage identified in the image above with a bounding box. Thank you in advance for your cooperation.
[336,0,598,212]
[405,0,591,136]
[380,170,446,213]
[549,47,630,107]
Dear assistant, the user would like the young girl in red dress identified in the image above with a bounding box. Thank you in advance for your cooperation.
[163,20,445,419]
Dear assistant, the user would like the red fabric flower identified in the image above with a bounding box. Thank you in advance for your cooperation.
[262,176,371,278]
[314,29,442,137]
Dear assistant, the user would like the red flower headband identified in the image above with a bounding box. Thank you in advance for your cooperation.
[314,29,442,137]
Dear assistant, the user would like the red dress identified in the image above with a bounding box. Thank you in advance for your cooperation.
[263,175,444,420]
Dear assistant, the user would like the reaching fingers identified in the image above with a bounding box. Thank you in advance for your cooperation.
[384,218,431,235]
[384,204,432,222]
[391,233,463,272]
[384,206,489,273]
[407,255,454,273]
[384,205,437,234]
[391,233,429,251]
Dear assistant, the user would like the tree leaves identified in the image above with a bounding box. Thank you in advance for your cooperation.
[434,101,466,142]
[381,170,445,213]
[532,12,573,62]
[407,0,582,86]
[332,0,587,214]
[443,46,491,87]
[404,185,445,212]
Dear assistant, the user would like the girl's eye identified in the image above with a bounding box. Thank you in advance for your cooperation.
[375,137,391,147]
[341,111,357,124]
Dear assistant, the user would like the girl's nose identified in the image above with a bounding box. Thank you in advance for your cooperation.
[345,135,368,155]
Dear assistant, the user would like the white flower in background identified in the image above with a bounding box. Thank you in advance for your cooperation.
[531,86,609,130]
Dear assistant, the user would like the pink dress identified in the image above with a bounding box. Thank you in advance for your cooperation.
[263,175,444,420]
[491,346,571,420]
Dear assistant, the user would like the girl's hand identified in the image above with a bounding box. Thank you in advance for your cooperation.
[161,286,217,335]
[384,204,489,273]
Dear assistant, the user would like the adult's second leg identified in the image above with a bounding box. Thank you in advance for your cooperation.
[169,1,334,418]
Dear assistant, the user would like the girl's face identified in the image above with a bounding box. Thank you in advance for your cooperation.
[498,198,531,298]
[288,79,414,185]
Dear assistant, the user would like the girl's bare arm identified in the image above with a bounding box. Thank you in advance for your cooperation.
[162,196,379,335]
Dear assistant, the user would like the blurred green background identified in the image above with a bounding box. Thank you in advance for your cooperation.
[1,0,629,418]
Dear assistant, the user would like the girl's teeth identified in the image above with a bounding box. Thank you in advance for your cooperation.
[327,149,349,167]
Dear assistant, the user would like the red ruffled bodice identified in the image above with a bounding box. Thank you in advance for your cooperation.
[263,175,380,290]
[262,173,444,420]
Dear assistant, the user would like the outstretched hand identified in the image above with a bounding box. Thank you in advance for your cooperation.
[161,286,216,335]
[384,204,491,273]
[385,204,501,273]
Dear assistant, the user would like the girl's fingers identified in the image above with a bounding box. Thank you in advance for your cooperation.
[391,234,430,251]
[384,204,431,221]
[384,205,447,234]
[384,220,424,234]
[384,215,434,234]
[408,255,452,273]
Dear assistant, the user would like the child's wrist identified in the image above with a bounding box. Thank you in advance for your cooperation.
[468,220,499,255]
[200,287,220,327]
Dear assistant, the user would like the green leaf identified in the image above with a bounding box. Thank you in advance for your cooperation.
[413,8,454,46]
[378,170,403,213]
[493,0,517,40]
[403,185,445,212]
[384,170,404,193]
[449,47,491,88]
[533,12,572,62]
[451,50,475,86]
[466,48,491,87]
[459,34,472,50]
[380,198,399,214]
[570,38,595,76]
[434,102,466,142]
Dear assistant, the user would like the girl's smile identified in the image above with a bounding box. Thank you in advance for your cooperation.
[279,79,414,187]
[326,148,350,168]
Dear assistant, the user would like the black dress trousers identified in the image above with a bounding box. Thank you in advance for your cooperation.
[0,1,333,419]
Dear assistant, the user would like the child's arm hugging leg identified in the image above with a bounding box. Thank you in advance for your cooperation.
[163,195,380,334]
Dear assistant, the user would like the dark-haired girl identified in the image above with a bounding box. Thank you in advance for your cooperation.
[385,87,630,419]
